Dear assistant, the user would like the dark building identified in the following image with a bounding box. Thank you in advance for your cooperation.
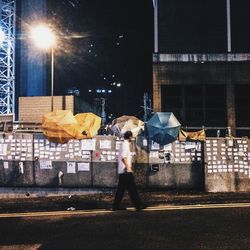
[153,0,250,136]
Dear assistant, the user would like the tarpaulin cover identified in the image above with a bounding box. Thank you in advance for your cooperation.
[42,110,101,143]
[110,115,144,137]
[179,129,206,141]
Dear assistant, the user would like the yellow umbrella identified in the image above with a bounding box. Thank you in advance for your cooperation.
[42,110,101,143]
[75,113,101,138]
[42,110,85,143]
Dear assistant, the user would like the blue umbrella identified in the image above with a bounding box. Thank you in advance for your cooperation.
[147,112,181,146]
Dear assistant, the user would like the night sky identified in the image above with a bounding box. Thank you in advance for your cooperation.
[16,0,250,121]
[46,0,153,120]
[158,0,250,53]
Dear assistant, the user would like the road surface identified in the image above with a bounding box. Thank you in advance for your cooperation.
[0,204,249,250]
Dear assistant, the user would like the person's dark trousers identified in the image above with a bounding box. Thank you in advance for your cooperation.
[113,173,141,209]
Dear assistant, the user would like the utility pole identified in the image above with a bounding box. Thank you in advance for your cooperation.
[143,93,147,122]
[227,0,231,52]
[142,93,153,122]
[153,0,158,53]
[101,98,106,127]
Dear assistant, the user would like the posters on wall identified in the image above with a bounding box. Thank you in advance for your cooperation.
[81,139,96,151]
[99,140,111,149]
[78,162,90,171]
[67,162,76,173]
[149,140,202,164]
[0,144,7,156]
[206,139,250,178]
[3,161,8,169]
[39,160,52,169]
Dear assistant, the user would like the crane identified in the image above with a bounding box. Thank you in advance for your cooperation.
[0,0,15,116]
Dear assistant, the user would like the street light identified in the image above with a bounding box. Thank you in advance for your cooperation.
[30,24,56,112]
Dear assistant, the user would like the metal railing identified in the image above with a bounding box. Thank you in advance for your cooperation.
[0,122,250,137]
[0,121,42,132]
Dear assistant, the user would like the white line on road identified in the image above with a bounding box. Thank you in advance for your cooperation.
[0,203,249,218]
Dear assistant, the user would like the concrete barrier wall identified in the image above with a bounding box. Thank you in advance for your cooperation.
[0,161,34,187]
[204,138,250,192]
[0,133,34,187]
[148,163,204,190]
[0,133,249,191]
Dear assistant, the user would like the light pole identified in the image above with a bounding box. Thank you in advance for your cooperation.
[30,24,56,112]
[51,48,54,112]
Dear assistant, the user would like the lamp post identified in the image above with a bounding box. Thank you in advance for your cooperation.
[51,48,54,112]
[30,24,56,112]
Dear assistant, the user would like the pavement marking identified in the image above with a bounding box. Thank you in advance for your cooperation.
[138,202,250,212]
[0,203,249,218]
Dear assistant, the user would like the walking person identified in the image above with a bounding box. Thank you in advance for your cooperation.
[113,131,145,211]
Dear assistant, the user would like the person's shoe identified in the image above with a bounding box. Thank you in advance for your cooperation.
[112,206,127,211]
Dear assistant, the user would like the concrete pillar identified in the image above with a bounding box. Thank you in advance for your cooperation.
[226,83,235,135]
[153,65,162,112]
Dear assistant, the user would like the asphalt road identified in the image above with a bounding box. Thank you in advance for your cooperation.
[0,205,249,250]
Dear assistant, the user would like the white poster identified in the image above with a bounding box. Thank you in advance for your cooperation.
[184,143,196,150]
[0,144,7,156]
[151,141,160,150]
[78,162,90,171]
[100,140,111,149]
[81,139,96,151]
[3,161,8,169]
[149,151,158,158]
[40,160,52,169]
[163,143,172,151]
[67,162,76,173]
[143,139,148,147]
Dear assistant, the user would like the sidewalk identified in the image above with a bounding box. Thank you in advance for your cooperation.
[0,188,249,213]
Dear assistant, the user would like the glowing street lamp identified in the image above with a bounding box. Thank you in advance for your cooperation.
[30,24,56,111]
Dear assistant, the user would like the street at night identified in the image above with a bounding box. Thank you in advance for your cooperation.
[0,0,250,249]
[0,205,249,250]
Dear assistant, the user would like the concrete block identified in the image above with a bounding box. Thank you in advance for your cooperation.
[133,163,148,188]
[149,163,204,189]
[34,161,92,187]
[0,161,35,187]
[205,173,236,192]
[92,163,118,187]
[235,178,250,192]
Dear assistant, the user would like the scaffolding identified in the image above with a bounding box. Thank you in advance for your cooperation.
[0,0,15,115]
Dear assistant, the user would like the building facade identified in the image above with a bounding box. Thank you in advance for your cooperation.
[153,0,250,136]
